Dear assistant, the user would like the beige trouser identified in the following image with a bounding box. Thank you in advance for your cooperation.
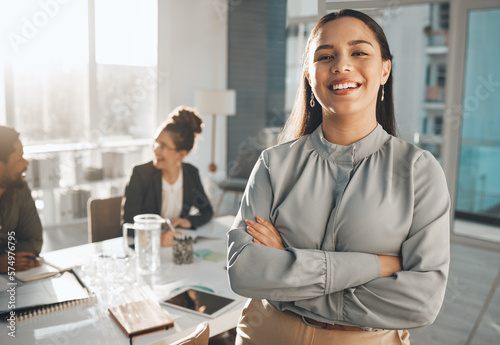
[235,299,410,345]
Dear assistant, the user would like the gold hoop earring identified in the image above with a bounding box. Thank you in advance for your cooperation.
[381,86,385,102]
[310,93,315,107]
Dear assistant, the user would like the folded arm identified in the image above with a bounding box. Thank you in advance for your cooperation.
[293,152,451,329]
[227,154,382,301]
[247,217,401,277]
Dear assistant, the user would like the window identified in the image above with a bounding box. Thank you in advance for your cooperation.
[0,0,158,144]
[434,116,443,135]
[439,3,450,29]
[285,22,315,112]
[437,64,446,87]
[0,1,158,227]
[456,8,500,224]
[94,0,158,140]
[1,0,88,143]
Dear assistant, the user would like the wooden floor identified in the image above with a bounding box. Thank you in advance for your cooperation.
[41,195,500,345]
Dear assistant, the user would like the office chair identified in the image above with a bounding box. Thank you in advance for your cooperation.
[87,195,123,243]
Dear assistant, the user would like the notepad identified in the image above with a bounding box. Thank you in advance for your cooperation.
[194,249,226,262]
[15,263,61,282]
[0,270,93,320]
[108,299,174,341]
[178,228,225,241]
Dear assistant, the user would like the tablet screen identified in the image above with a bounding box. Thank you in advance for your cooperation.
[163,288,236,316]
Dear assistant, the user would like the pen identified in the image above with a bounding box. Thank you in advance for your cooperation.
[26,255,41,261]
[165,218,175,232]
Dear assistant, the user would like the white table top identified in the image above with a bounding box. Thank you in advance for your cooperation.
[0,216,244,345]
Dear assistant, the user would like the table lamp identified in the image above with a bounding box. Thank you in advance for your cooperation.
[195,89,236,173]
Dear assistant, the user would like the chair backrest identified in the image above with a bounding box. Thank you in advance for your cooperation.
[87,195,123,243]
[169,321,210,345]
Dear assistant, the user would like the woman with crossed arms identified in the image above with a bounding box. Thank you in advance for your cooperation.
[227,9,450,345]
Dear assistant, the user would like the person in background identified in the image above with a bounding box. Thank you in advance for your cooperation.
[122,106,213,246]
[227,9,450,344]
[0,126,43,273]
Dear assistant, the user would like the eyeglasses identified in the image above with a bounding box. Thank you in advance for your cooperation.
[152,141,178,152]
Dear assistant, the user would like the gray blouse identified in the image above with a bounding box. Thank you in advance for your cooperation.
[227,124,450,330]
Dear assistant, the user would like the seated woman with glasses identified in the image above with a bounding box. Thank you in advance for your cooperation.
[122,106,213,246]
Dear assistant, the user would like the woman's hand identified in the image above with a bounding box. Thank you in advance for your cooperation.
[378,255,402,278]
[171,217,192,229]
[245,216,285,250]
[161,229,183,247]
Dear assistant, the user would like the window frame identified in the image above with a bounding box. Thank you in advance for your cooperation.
[443,0,500,250]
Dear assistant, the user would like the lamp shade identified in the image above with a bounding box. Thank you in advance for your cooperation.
[195,89,236,116]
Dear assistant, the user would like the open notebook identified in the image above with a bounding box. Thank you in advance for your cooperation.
[0,270,93,321]
[15,262,62,282]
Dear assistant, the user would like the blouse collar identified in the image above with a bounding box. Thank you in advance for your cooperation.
[310,123,390,166]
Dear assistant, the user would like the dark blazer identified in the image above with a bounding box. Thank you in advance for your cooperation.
[122,161,213,228]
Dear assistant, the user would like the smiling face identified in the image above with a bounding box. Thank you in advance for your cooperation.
[0,141,29,190]
[306,16,391,121]
[152,131,187,171]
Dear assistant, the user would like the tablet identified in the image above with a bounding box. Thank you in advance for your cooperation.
[161,287,239,318]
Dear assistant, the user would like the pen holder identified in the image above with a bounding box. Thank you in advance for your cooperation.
[173,236,193,265]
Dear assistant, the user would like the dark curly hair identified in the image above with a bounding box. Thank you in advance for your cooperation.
[158,106,203,152]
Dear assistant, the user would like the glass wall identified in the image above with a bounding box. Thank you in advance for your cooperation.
[456,8,500,224]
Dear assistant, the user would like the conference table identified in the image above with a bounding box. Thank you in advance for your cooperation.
[0,216,245,345]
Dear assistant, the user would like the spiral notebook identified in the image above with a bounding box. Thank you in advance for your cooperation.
[0,270,93,321]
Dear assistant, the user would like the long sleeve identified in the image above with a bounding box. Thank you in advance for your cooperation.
[14,184,43,255]
[185,167,213,228]
[293,151,451,329]
[228,125,450,330]
[122,164,150,224]
[227,153,381,301]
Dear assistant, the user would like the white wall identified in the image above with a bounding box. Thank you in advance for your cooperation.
[157,0,228,184]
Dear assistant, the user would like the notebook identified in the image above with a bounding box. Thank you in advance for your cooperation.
[0,270,93,321]
[15,262,61,282]
[108,299,174,341]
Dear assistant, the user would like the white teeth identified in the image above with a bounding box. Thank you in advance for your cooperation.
[332,82,358,90]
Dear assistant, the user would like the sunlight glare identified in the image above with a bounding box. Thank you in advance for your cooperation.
[1,0,88,76]
[95,0,157,66]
